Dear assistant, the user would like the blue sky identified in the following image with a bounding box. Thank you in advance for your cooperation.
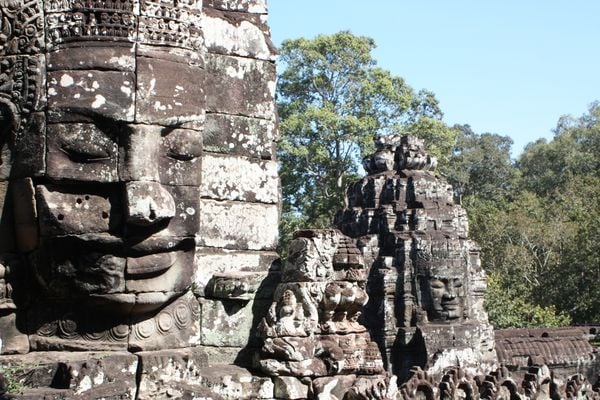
[268,1,600,156]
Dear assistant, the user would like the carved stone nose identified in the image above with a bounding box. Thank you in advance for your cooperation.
[125,181,175,226]
[444,285,456,299]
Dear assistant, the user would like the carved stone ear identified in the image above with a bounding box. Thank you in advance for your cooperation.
[12,178,38,252]
[0,96,20,142]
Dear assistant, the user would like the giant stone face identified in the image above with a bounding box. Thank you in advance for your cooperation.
[2,0,205,322]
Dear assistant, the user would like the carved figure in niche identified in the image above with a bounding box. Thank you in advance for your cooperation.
[272,289,303,336]
[0,261,15,310]
[283,230,336,282]
[0,0,204,351]
[258,230,391,398]
[321,280,368,333]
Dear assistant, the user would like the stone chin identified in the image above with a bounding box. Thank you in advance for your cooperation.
[430,302,464,322]
[441,304,464,320]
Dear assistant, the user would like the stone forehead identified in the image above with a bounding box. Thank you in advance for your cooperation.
[415,254,467,278]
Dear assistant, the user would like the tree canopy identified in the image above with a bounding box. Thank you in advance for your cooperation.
[451,102,600,327]
[277,31,456,242]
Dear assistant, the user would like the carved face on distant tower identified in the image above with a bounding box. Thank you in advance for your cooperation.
[427,276,465,321]
[415,244,467,323]
[2,0,204,315]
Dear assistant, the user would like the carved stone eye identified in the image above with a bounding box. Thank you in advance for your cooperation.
[430,279,445,289]
[61,141,111,162]
[56,126,116,163]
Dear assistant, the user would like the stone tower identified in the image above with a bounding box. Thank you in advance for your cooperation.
[334,135,497,380]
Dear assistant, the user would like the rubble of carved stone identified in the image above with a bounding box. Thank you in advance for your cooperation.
[256,229,399,399]
[335,135,496,381]
[399,364,600,400]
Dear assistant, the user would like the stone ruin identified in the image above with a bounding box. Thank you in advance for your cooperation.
[0,0,598,398]
[334,135,497,381]
[255,229,397,399]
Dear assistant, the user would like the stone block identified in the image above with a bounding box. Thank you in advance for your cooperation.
[205,53,276,119]
[193,247,279,297]
[206,271,268,300]
[27,301,130,352]
[197,200,279,251]
[273,376,310,399]
[0,312,28,355]
[47,44,136,71]
[201,154,279,203]
[0,144,9,181]
[135,55,205,127]
[126,184,200,238]
[196,345,244,366]
[11,178,37,252]
[0,351,138,398]
[137,15,203,51]
[201,7,276,60]
[47,70,135,122]
[199,297,268,347]
[136,347,209,399]
[10,112,46,179]
[35,184,119,237]
[204,113,277,159]
[204,0,268,14]
[125,248,195,297]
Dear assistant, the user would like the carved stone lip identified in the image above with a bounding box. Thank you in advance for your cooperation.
[126,252,177,278]
[126,236,193,255]
[67,233,193,256]
[441,301,460,309]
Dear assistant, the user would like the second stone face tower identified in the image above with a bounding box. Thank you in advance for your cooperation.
[334,135,497,380]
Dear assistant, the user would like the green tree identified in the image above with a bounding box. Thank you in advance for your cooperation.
[465,193,572,328]
[277,31,456,246]
[446,124,572,328]
[485,271,571,329]
[518,101,600,196]
[467,102,600,326]
[515,102,600,322]
[446,125,519,203]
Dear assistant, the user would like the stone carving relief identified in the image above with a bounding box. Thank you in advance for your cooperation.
[0,258,15,310]
[0,0,45,55]
[43,0,203,50]
[335,135,496,380]
[257,229,399,398]
[0,0,205,355]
